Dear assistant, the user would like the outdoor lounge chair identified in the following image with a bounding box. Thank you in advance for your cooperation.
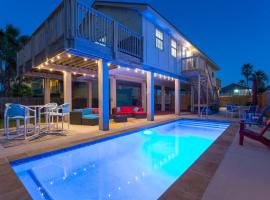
[239,119,270,147]
[243,104,270,126]
[226,104,239,118]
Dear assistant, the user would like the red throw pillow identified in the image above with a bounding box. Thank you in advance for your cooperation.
[92,108,99,114]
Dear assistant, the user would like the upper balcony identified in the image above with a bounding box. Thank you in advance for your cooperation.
[181,56,206,74]
[17,0,143,74]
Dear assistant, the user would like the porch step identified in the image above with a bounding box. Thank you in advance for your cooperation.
[178,119,230,130]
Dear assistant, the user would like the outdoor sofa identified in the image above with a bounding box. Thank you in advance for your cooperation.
[112,106,147,119]
[70,108,99,126]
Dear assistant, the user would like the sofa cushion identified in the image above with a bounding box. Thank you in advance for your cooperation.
[82,114,99,119]
[82,108,92,116]
[134,111,147,115]
[116,111,133,115]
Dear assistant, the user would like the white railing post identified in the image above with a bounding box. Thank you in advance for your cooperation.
[113,21,118,59]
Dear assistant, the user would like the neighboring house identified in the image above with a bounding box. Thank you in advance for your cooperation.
[220,83,251,96]
[17,0,220,130]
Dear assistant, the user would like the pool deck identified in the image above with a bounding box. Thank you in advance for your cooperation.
[0,113,269,200]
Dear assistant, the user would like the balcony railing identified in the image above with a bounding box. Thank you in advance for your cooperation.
[17,0,143,70]
[181,56,205,72]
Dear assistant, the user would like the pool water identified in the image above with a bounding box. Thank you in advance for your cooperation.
[12,119,229,200]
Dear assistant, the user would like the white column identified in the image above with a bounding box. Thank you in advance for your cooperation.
[141,81,147,112]
[147,71,154,121]
[63,71,72,111]
[175,79,181,115]
[198,75,201,115]
[110,76,117,113]
[87,81,93,108]
[44,78,50,104]
[98,59,109,131]
[190,84,194,112]
[161,86,166,112]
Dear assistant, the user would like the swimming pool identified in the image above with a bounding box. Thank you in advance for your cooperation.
[12,119,230,200]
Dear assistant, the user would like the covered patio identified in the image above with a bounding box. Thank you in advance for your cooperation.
[21,50,186,132]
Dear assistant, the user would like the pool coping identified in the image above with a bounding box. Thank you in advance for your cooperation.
[159,121,238,200]
[0,117,237,200]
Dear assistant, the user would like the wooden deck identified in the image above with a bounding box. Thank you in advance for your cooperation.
[17,0,143,75]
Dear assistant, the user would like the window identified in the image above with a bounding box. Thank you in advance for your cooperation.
[155,29,163,50]
[171,39,177,57]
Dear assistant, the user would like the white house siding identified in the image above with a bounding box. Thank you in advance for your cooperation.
[142,17,181,76]
[95,7,142,34]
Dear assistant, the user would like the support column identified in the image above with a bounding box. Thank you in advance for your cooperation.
[87,81,93,108]
[98,59,109,131]
[110,76,117,113]
[147,71,154,121]
[198,75,201,115]
[141,81,147,112]
[175,79,181,115]
[190,84,194,112]
[44,78,50,104]
[63,71,72,111]
[161,86,166,112]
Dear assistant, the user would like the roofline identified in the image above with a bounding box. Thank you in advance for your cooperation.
[92,1,220,71]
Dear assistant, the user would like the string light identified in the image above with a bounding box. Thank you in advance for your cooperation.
[84,58,88,61]
[57,55,61,59]
[68,54,72,58]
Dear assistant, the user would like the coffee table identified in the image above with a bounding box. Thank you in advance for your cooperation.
[113,115,128,123]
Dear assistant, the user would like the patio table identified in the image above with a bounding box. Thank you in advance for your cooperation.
[28,105,55,134]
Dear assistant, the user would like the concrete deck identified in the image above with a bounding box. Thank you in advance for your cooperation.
[0,113,269,200]
[202,130,270,200]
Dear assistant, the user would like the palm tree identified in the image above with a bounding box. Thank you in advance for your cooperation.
[238,80,245,86]
[241,63,253,88]
[0,24,29,96]
[252,70,269,93]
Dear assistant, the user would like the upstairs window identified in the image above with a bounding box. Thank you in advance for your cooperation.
[155,29,163,50]
[171,39,177,57]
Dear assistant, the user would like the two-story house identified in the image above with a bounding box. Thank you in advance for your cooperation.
[17,0,220,130]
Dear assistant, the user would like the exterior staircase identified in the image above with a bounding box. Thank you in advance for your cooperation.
[182,56,219,116]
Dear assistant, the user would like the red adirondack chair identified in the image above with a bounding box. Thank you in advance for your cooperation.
[239,119,270,147]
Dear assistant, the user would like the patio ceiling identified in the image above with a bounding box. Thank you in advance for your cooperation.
[29,50,178,86]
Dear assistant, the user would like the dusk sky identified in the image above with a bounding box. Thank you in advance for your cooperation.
[0,0,269,86]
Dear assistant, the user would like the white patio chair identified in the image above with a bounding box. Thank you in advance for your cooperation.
[38,103,58,133]
[50,103,70,133]
[4,104,37,140]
